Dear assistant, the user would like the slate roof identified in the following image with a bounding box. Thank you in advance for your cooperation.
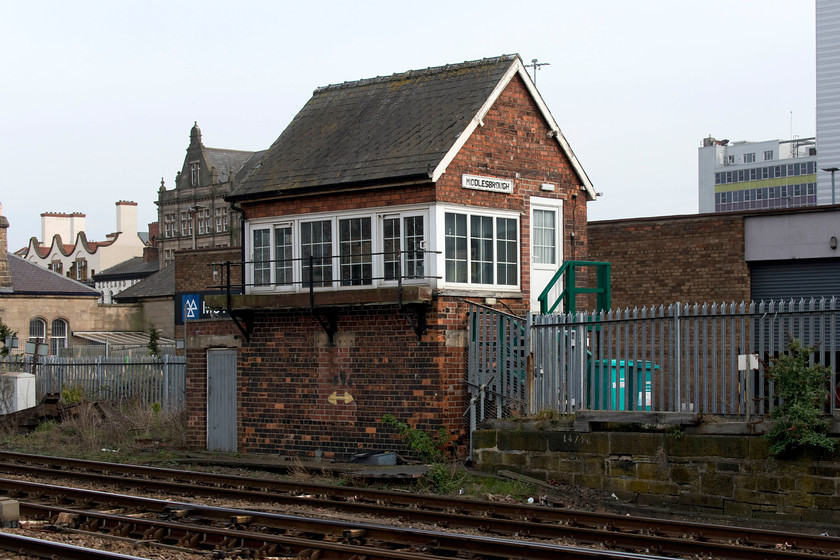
[113,264,175,301]
[229,55,534,201]
[205,148,261,183]
[5,253,100,296]
[93,257,158,281]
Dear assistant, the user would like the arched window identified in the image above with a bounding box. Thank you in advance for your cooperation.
[50,319,68,356]
[28,318,46,343]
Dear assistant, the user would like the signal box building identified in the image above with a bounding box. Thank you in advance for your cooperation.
[186,55,595,458]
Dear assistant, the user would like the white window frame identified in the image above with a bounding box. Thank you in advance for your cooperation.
[246,206,430,294]
[50,318,68,356]
[436,204,520,292]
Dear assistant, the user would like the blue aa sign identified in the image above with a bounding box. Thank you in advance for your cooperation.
[182,294,200,321]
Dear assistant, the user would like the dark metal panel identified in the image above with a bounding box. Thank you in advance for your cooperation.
[750,258,840,302]
[207,349,237,452]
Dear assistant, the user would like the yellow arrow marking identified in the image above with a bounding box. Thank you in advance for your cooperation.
[328,391,355,405]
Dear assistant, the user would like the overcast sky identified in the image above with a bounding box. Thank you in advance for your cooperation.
[1,1,816,252]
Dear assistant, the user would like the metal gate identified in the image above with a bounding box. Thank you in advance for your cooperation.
[207,349,237,452]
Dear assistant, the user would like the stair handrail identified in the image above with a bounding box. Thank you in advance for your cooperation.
[537,260,611,314]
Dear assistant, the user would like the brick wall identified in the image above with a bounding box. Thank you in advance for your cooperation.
[175,247,240,293]
[587,214,749,309]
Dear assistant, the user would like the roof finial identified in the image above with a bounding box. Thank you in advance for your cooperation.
[190,121,202,146]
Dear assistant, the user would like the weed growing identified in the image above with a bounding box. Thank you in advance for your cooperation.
[765,339,837,458]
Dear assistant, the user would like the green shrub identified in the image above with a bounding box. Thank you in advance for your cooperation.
[764,339,837,457]
[381,414,448,463]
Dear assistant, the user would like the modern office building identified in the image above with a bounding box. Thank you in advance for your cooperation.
[817,0,840,204]
[698,136,817,213]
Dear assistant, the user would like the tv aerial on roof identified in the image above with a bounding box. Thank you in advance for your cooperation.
[528,58,550,86]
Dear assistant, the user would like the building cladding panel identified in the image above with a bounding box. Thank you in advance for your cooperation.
[817,0,840,204]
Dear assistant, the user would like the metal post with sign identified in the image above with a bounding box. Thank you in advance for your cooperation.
[24,341,48,375]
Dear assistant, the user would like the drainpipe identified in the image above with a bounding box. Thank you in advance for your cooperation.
[229,203,246,292]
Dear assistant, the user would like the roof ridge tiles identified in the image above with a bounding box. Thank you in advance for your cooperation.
[313,54,518,94]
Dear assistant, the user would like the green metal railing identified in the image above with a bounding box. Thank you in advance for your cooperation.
[537,260,611,314]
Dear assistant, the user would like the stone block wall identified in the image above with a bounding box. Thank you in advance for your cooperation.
[473,424,840,524]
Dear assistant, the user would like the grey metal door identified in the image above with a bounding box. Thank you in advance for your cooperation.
[206,349,237,452]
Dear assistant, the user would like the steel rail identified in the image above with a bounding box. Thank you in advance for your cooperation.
[0,451,838,555]
[0,531,149,560]
[5,477,834,560]
[20,501,662,560]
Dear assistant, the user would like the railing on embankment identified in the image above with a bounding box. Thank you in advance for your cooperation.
[467,297,840,424]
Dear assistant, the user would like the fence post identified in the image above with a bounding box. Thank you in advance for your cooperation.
[97,356,103,400]
[673,303,681,410]
[163,354,170,410]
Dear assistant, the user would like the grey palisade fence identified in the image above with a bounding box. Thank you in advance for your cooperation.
[467,298,840,425]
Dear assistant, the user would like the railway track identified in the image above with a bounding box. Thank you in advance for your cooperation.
[0,451,837,559]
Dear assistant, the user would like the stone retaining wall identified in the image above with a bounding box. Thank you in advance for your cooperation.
[473,423,840,524]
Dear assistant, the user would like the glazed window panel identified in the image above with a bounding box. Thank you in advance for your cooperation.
[252,228,271,286]
[383,216,400,281]
[445,213,468,283]
[533,209,556,265]
[274,225,293,286]
[470,215,493,284]
[301,220,333,288]
[50,319,67,356]
[339,217,372,286]
[496,217,518,286]
[383,214,425,281]
[403,215,424,279]
[29,318,46,343]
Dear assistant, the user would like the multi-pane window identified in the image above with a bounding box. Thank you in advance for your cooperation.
[197,209,210,235]
[301,220,333,288]
[445,211,518,286]
[215,208,229,233]
[249,210,429,292]
[764,150,774,161]
[190,162,200,186]
[75,259,87,281]
[383,217,400,280]
[532,209,556,265]
[164,213,176,238]
[49,261,62,274]
[274,226,293,285]
[383,215,425,281]
[50,319,67,356]
[253,229,271,286]
[339,217,372,286]
[470,216,494,284]
[180,212,192,236]
[496,218,518,285]
[444,213,468,283]
[29,318,46,343]
[744,153,755,163]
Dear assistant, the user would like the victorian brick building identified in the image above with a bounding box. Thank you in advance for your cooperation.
[155,123,265,269]
[184,55,595,458]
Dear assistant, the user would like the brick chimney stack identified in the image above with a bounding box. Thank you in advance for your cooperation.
[0,202,11,290]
